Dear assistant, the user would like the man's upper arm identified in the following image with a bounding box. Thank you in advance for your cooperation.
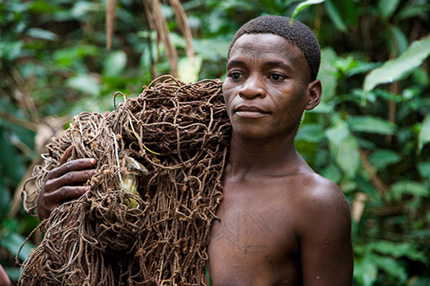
[297,177,353,286]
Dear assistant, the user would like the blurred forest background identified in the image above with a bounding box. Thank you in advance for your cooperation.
[1,0,430,285]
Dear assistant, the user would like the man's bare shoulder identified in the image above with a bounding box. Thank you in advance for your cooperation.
[286,172,351,237]
[287,172,347,205]
[287,173,353,285]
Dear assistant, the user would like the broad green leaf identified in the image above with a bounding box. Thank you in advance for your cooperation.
[12,123,36,150]
[8,1,31,13]
[354,255,378,286]
[318,47,338,102]
[69,94,114,115]
[325,0,347,32]
[326,118,360,178]
[346,62,380,77]
[336,135,360,178]
[418,113,430,153]
[349,116,396,135]
[76,45,99,57]
[0,41,23,61]
[178,56,203,83]
[169,32,186,49]
[402,87,420,101]
[290,0,326,23]
[29,0,59,13]
[412,67,430,86]
[373,256,407,282]
[207,11,226,35]
[26,28,58,41]
[296,123,325,143]
[364,36,430,92]
[390,25,409,54]
[378,0,401,19]
[66,74,101,97]
[398,3,430,20]
[418,161,430,181]
[0,231,35,261]
[367,241,428,263]
[0,130,26,184]
[325,118,349,148]
[369,149,401,170]
[103,50,127,77]
[389,181,429,201]
[321,164,342,183]
[54,45,99,67]
[311,101,333,113]
[334,55,357,74]
[160,3,174,19]
[193,38,230,62]
[339,176,358,193]
[71,1,100,18]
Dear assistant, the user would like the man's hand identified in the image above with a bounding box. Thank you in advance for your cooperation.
[0,264,11,286]
[36,146,97,220]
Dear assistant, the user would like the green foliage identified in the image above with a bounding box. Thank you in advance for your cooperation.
[1,0,429,284]
[290,0,326,23]
[418,114,430,153]
[364,36,430,93]
[354,241,428,286]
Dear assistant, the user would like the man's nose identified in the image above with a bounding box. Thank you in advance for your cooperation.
[238,75,265,99]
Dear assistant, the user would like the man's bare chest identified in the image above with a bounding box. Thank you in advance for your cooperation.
[206,183,301,285]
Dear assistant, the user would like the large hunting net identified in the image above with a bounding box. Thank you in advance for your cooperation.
[19,75,231,285]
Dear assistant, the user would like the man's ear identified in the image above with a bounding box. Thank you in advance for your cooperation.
[305,79,322,111]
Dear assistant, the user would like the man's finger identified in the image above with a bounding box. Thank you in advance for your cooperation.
[60,146,74,165]
[46,186,90,204]
[48,158,97,180]
[47,169,96,192]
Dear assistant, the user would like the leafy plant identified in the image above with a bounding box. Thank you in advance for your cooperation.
[0,0,429,284]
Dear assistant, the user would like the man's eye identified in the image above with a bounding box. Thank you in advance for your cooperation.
[229,72,242,79]
[269,73,284,81]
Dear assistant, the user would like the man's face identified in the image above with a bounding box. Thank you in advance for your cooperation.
[223,33,312,140]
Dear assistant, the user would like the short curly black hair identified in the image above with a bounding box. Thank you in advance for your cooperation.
[228,15,321,81]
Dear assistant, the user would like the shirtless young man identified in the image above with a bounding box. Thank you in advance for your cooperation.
[37,16,353,286]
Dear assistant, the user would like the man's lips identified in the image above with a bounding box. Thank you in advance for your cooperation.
[234,105,269,118]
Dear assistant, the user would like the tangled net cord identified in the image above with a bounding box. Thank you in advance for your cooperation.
[19,75,232,286]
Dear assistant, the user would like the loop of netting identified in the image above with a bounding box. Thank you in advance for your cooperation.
[19,75,231,285]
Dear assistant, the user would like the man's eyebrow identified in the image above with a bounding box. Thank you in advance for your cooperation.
[262,60,293,70]
[226,59,246,70]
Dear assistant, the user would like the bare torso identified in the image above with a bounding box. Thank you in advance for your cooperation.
[208,173,306,285]
[206,158,347,286]
[206,149,353,286]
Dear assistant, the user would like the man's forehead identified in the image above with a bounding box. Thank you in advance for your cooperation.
[229,33,305,64]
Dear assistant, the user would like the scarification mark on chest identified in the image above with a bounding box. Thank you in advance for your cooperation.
[212,206,273,253]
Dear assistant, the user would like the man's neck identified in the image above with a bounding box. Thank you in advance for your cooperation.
[226,132,310,180]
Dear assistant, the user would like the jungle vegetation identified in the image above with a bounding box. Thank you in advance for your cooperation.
[0,0,429,285]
